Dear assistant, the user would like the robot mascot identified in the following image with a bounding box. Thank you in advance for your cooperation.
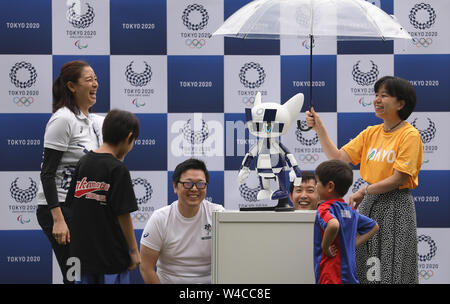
[238,92,304,211]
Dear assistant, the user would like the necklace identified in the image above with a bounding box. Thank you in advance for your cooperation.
[384,120,403,132]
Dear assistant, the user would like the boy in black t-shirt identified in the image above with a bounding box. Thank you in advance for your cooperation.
[65,109,140,284]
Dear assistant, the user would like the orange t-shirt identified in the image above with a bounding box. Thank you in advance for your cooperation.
[342,122,423,189]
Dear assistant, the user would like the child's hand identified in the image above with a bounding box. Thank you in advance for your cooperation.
[128,249,140,271]
[323,244,338,258]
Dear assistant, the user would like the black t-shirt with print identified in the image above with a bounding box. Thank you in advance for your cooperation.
[65,151,138,275]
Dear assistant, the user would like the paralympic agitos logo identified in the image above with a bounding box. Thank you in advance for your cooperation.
[239,183,261,202]
[411,117,436,144]
[10,177,38,204]
[352,60,379,86]
[66,2,95,29]
[125,61,152,87]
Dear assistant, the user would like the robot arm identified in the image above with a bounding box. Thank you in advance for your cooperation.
[279,142,302,186]
[238,143,259,184]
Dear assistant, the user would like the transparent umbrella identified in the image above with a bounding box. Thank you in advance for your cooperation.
[213,0,412,130]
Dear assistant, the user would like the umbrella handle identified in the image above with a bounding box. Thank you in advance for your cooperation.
[299,34,314,132]
[297,120,312,132]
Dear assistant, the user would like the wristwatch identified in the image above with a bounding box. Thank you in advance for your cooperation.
[364,185,369,196]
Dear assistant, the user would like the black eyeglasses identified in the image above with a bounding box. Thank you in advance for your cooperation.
[178,181,208,190]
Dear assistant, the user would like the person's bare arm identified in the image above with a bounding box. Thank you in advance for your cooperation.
[349,170,409,209]
[306,107,352,162]
[322,218,340,257]
[139,245,161,284]
[117,213,140,271]
[356,223,379,248]
[50,207,70,245]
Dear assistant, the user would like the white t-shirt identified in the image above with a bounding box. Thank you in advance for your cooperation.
[37,107,104,205]
[140,200,225,284]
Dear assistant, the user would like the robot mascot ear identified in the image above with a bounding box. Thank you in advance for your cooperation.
[276,93,304,133]
[283,93,304,124]
[254,91,262,107]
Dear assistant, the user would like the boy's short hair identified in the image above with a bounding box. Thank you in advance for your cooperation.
[172,158,210,184]
[102,109,140,145]
[289,170,316,194]
[315,160,353,197]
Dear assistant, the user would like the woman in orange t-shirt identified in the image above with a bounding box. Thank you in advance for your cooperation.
[306,76,423,284]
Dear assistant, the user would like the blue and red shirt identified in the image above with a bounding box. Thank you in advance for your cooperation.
[314,199,377,284]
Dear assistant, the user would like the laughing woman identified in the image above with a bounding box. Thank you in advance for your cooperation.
[36,60,104,283]
[306,76,423,284]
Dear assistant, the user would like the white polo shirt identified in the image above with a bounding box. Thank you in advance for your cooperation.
[141,200,225,284]
[37,107,104,205]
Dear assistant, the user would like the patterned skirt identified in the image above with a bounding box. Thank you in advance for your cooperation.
[355,188,418,284]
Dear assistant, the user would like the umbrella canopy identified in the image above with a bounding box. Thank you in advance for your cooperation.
[213,0,411,40]
[213,0,412,130]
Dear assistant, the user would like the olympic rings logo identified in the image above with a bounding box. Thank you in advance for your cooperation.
[185,39,206,48]
[132,212,150,223]
[418,269,434,280]
[132,177,153,204]
[239,62,266,89]
[298,153,319,163]
[417,234,437,262]
[9,61,37,89]
[242,96,255,106]
[412,37,432,48]
[13,96,34,107]
[409,3,436,30]
[182,4,209,31]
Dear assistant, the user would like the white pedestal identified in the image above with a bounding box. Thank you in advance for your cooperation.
[212,210,316,284]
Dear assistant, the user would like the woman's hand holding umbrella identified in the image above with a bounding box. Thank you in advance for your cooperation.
[306,107,352,163]
[305,107,323,132]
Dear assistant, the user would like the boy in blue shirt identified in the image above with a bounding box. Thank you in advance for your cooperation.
[314,160,379,284]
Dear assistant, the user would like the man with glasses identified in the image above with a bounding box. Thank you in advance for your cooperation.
[139,158,225,284]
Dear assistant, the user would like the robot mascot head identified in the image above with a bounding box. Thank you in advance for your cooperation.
[245,92,304,138]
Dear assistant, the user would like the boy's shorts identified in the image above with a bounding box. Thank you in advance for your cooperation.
[75,270,130,284]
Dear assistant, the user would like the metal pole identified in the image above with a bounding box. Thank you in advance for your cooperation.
[310,34,313,109]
